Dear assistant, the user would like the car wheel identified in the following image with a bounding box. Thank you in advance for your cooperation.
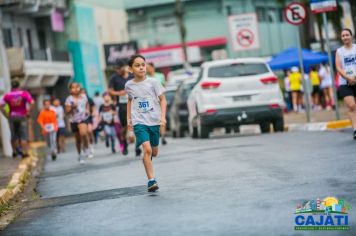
[273,117,284,132]
[197,116,209,139]
[225,127,232,134]
[260,122,271,133]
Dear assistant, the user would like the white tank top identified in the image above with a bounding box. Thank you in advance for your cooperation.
[336,44,356,85]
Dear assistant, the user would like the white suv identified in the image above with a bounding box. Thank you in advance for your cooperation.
[187,58,285,138]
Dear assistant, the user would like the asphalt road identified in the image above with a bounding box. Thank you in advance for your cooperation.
[2,130,356,236]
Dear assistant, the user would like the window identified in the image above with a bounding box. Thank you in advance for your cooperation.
[2,29,13,48]
[154,15,177,33]
[256,7,284,23]
[129,20,147,38]
[208,63,269,78]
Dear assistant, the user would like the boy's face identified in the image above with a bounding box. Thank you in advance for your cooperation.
[53,99,60,106]
[341,30,352,45]
[44,101,51,109]
[131,57,147,78]
[103,94,111,103]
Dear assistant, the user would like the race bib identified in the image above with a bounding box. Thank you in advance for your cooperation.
[119,95,128,104]
[135,97,153,113]
[45,124,54,132]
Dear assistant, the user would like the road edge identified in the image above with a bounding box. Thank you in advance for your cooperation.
[285,119,352,131]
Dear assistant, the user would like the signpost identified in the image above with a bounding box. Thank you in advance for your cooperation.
[310,0,340,120]
[228,13,260,51]
[284,2,311,122]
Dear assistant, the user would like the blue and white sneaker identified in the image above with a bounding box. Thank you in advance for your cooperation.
[147,179,159,192]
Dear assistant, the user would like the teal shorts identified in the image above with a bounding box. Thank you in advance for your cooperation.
[133,124,160,148]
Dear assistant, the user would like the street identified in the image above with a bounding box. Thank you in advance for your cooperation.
[2,130,356,236]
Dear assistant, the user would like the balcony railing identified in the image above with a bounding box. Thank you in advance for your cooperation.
[23,48,70,62]
[0,0,67,10]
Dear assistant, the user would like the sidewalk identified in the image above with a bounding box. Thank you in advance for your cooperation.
[0,157,20,190]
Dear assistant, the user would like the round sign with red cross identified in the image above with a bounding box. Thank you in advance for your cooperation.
[284,2,307,25]
[237,29,254,47]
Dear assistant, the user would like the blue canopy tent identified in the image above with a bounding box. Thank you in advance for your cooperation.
[268,47,329,72]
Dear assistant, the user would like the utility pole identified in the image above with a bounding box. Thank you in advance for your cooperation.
[175,0,189,69]
[0,10,13,157]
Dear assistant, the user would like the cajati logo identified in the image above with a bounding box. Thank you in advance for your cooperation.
[294,197,351,231]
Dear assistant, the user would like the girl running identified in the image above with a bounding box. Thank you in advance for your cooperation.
[125,55,167,192]
[99,93,117,153]
[65,82,90,163]
[52,98,66,153]
[336,28,356,140]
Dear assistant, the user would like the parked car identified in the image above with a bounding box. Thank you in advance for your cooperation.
[165,85,178,131]
[167,68,200,86]
[187,58,285,139]
[169,79,197,138]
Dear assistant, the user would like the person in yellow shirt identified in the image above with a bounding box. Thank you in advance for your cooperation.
[289,67,303,112]
[309,66,321,111]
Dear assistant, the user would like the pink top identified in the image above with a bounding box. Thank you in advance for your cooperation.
[0,89,34,117]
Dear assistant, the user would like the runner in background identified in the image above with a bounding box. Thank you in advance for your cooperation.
[65,82,90,163]
[319,63,334,110]
[52,98,66,153]
[93,91,104,144]
[288,67,303,112]
[147,62,167,145]
[108,60,142,156]
[309,66,321,111]
[335,28,356,140]
[0,80,34,158]
[81,89,95,158]
[99,93,117,153]
[38,99,58,161]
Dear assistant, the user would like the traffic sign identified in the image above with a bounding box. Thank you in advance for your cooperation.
[310,0,337,14]
[237,29,254,48]
[284,2,307,25]
[228,13,260,51]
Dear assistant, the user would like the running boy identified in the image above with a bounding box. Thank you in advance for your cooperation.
[99,93,117,153]
[65,82,90,163]
[52,98,66,153]
[125,55,167,192]
[37,99,58,160]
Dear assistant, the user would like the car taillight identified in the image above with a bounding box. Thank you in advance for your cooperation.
[205,109,217,114]
[260,77,278,84]
[269,104,280,109]
[201,81,221,89]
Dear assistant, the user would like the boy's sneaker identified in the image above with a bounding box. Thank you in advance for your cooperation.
[51,153,57,161]
[353,130,356,140]
[122,148,128,155]
[78,154,86,164]
[147,179,159,192]
[135,148,142,157]
[86,149,94,159]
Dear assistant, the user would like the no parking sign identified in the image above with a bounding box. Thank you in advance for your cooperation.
[228,13,260,51]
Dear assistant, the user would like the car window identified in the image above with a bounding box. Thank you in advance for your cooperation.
[208,63,269,78]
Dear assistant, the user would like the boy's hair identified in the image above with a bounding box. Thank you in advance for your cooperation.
[342,28,353,36]
[128,54,146,67]
[11,80,20,89]
[43,99,50,105]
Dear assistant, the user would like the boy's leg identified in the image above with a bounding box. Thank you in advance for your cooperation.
[142,141,154,180]
[110,126,116,152]
[152,146,159,157]
[51,131,57,154]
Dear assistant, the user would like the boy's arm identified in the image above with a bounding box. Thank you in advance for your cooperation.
[159,94,167,126]
[127,98,133,131]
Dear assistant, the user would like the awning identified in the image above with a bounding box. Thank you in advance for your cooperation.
[139,37,227,53]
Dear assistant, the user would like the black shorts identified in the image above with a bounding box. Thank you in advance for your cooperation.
[339,85,356,98]
[118,104,128,127]
[9,117,28,141]
[57,127,66,136]
[312,85,321,95]
[70,120,89,133]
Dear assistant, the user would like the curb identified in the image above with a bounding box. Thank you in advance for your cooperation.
[0,142,45,210]
[285,119,351,132]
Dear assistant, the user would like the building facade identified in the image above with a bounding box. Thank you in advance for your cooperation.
[124,0,299,71]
